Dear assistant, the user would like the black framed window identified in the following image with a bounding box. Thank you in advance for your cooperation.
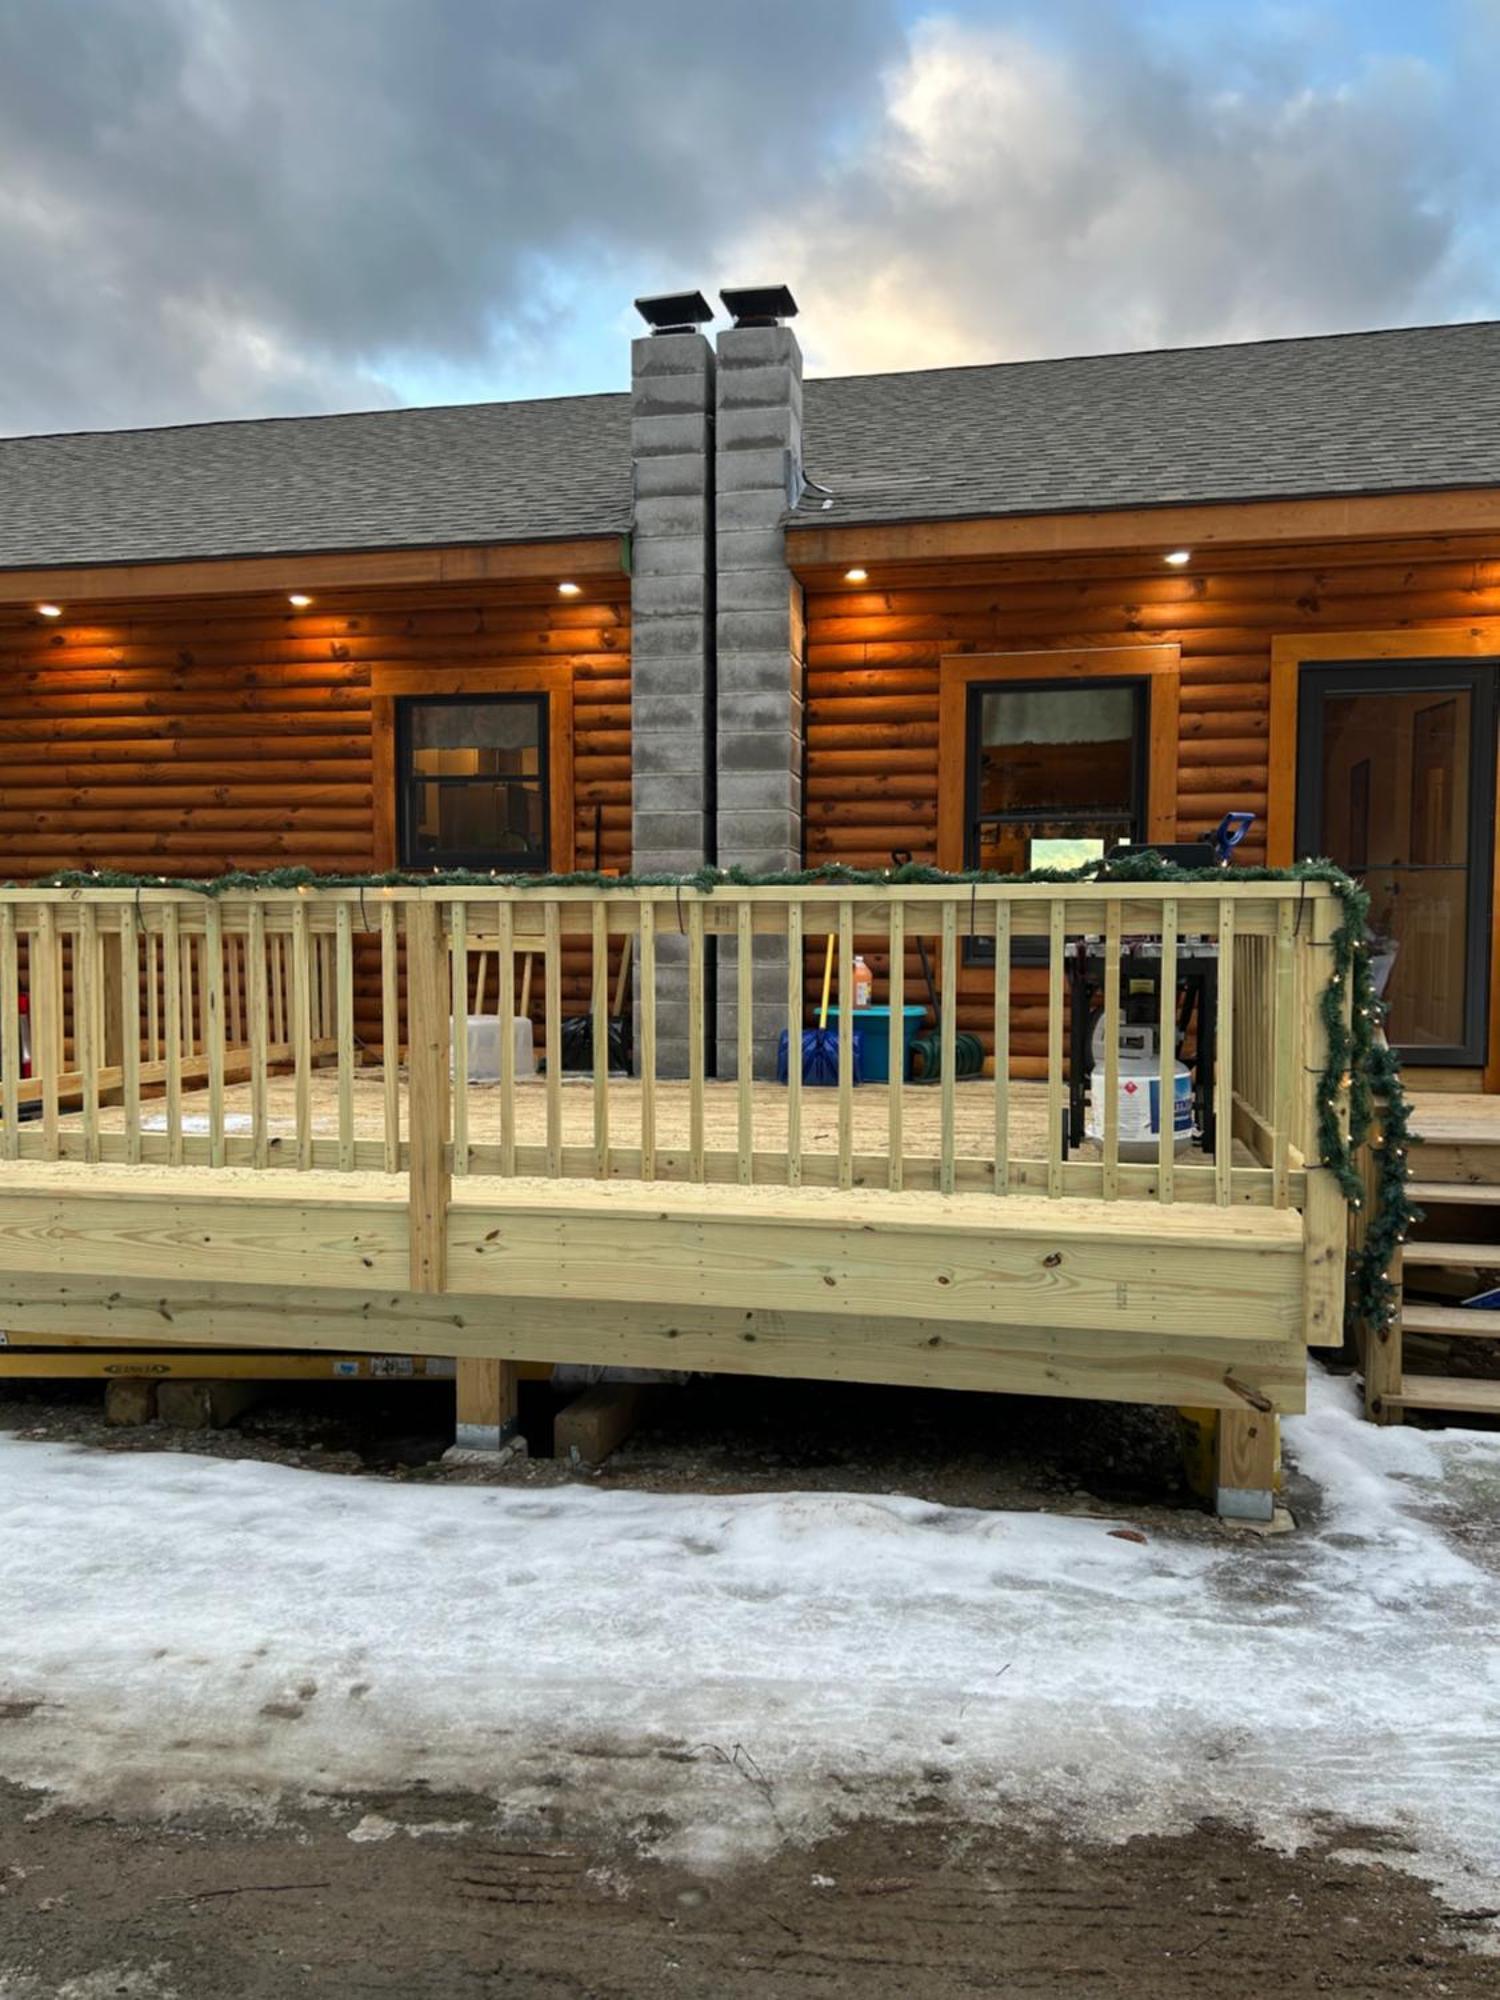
[396,694,549,871]
[965,678,1148,870]
[963,677,1148,960]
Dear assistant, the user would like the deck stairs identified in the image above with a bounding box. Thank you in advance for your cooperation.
[1367,1103,1500,1422]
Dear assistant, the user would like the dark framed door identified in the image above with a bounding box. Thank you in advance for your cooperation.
[1296,661,1497,1067]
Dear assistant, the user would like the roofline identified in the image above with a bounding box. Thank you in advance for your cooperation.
[801,314,1500,394]
[0,386,630,450]
[0,533,630,608]
[784,485,1500,574]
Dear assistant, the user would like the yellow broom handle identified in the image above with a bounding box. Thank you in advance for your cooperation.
[817,934,835,1030]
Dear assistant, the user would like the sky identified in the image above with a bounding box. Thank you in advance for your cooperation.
[1,0,1497,435]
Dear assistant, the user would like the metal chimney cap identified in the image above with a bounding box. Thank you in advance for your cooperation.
[719,284,799,328]
[634,291,714,335]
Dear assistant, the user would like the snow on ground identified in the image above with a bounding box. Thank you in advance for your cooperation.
[3,1369,1499,1918]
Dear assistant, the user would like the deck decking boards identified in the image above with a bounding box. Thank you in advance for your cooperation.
[55,1067,1252,1174]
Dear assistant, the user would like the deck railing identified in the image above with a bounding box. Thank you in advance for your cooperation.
[0,878,1338,1210]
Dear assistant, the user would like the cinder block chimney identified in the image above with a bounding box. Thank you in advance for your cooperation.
[713,285,806,1077]
[629,292,716,1079]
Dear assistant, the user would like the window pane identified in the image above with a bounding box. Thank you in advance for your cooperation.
[972,685,1139,872]
[399,696,548,868]
[408,780,544,862]
[978,688,1136,815]
[407,700,541,778]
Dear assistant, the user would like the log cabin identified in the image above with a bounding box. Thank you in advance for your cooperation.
[1,287,1498,1501]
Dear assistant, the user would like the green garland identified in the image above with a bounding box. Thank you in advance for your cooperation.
[22,854,1414,1333]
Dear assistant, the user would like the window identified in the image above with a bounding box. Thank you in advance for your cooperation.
[965,679,1148,873]
[396,694,549,871]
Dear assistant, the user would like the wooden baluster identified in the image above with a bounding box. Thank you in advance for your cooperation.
[205,900,226,1169]
[162,902,183,1167]
[321,928,336,1049]
[35,908,60,1161]
[1271,900,1296,1209]
[497,900,516,1177]
[544,900,563,1177]
[180,925,196,1058]
[1158,899,1178,1203]
[77,905,100,1164]
[1216,896,1235,1207]
[1,905,19,1161]
[292,896,312,1170]
[638,902,657,1182]
[939,901,957,1196]
[450,901,469,1178]
[226,926,243,1050]
[120,904,141,1167]
[785,899,802,1190]
[249,903,270,1168]
[837,899,855,1191]
[269,927,285,1048]
[145,922,160,1063]
[405,900,450,1293]
[887,902,904,1193]
[1046,900,1065,1199]
[1101,899,1122,1202]
[336,901,355,1172]
[736,900,753,1186]
[381,898,400,1174]
[591,900,609,1180]
[688,898,705,1183]
[992,898,1010,1196]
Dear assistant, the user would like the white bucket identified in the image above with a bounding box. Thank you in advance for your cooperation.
[455,1014,536,1083]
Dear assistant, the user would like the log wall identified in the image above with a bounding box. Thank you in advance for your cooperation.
[0,577,630,1045]
[802,539,1500,1072]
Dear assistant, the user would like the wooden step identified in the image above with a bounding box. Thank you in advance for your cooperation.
[1407,1181,1500,1206]
[1400,1303,1500,1340]
[1401,1241,1500,1268]
[1384,1374,1500,1417]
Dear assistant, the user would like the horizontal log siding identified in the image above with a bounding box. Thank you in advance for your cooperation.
[0,579,630,1049]
[804,542,1500,1073]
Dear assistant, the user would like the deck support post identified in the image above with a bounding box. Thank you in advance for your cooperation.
[408,898,519,1456]
[1215,1408,1278,1523]
[455,1355,521,1457]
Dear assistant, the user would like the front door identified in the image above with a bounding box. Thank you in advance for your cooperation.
[1297,661,1497,1068]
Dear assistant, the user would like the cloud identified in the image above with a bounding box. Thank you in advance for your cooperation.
[735,12,1500,377]
[0,0,896,432]
[0,2,1495,433]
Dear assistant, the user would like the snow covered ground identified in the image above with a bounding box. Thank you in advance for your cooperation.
[3,1370,1499,1922]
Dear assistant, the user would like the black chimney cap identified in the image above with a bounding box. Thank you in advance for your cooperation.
[719,284,799,328]
[634,291,714,336]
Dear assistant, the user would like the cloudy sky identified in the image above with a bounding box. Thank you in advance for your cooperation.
[2,0,1497,434]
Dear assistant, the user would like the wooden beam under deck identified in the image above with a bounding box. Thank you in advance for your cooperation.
[0,1163,1307,1410]
[0,1276,1306,1413]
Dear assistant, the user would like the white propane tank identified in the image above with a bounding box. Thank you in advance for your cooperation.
[1085,1018,1195,1159]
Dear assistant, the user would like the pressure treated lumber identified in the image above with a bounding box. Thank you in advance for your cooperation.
[0,1275,1306,1410]
[554,1382,646,1466]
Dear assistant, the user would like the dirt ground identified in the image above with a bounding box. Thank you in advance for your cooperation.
[3,1783,1497,1999]
[4,1371,1498,1995]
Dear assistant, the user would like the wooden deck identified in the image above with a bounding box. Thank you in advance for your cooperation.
[56,1068,1250,1176]
[0,875,1349,1511]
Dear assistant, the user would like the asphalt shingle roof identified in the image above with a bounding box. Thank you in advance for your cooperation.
[0,392,632,571]
[2,321,1497,573]
[796,321,1500,529]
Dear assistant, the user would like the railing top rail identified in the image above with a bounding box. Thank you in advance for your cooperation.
[0,877,1341,908]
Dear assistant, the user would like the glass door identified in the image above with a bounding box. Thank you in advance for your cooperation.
[1297,662,1496,1066]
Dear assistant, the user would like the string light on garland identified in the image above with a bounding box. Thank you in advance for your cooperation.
[19,851,1416,1335]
